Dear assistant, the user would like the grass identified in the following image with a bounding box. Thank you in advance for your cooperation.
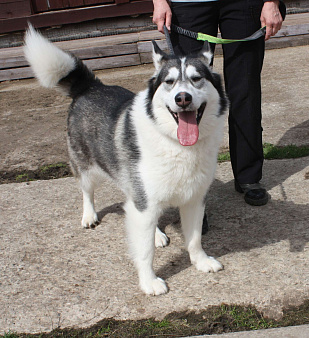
[0,162,72,184]
[263,143,309,160]
[2,301,309,337]
[218,143,309,162]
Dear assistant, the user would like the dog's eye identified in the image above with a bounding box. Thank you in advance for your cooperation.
[165,79,174,85]
[192,76,202,83]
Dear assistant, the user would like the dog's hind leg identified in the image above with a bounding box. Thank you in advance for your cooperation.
[80,172,99,228]
[124,200,168,295]
[180,200,223,273]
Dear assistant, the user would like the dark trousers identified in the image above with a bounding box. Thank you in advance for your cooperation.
[171,0,265,184]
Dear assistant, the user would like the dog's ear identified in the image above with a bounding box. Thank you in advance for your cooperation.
[152,40,168,71]
[198,41,213,65]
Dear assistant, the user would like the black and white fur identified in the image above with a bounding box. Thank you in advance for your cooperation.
[24,25,228,295]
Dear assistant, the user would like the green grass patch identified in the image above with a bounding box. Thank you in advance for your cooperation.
[218,143,309,162]
[40,163,68,173]
[218,151,231,162]
[217,304,276,330]
[263,143,309,160]
[0,162,72,184]
[3,332,19,338]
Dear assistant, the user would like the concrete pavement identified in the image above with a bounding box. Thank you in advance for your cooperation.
[196,324,309,337]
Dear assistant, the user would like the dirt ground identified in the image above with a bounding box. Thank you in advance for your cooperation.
[0,64,155,172]
[1,46,309,174]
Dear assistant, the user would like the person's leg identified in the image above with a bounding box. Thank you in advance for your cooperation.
[170,1,219,56]
[219,0,268,205]
[219,0,265,187]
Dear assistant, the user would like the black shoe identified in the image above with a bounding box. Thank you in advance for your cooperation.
[202,213,209,235]
[235,181,269,206]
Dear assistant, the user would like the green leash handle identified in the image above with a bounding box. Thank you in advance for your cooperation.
[171,24,266,44]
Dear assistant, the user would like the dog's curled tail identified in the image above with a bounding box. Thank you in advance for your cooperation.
[24,24,95,97]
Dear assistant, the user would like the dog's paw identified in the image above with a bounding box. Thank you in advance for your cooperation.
[82,212,99,229]
[140,277,168,296]
[194,255,223,273]
[155,228,169,248]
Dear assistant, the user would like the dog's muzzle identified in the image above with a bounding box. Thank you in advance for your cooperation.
[167,102,207,125]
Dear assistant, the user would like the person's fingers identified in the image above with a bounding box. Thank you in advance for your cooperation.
[165,12,172,31]
[265,26,272,41]
[157,19,165,33]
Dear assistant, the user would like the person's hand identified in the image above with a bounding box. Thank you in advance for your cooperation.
[260,0,283,40]
[153,0,172,33]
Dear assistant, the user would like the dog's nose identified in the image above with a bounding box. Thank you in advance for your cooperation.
[175,92,192,108]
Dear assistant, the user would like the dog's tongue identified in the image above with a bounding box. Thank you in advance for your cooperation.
[177,111,199,146]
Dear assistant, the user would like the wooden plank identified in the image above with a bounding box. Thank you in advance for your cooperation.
[285,0,309,9]
[48,0,66,10]
[31,0,48,12]
[0,53,141,81]
[67,0,84,8]
[84,53,140,70]
[0,0,28,3]
[0,45,24,59]
[266,34,309,49]
[277,23,309,37]
[0,55,26,69]
[0,65,32,81]
[137,39,167,53]
[53,32,140,49]
[139,51,151,64]
[139,30,163,41]
[0,43,138,69]
[0,0,154,33]
[0,0,31,19]
[83,0,111,4]
[283,13,309,25]
[72,43,138,59]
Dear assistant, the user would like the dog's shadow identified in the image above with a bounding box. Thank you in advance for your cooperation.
[97,202,124,222]
[204,120,309,259]
[93,121,309,281]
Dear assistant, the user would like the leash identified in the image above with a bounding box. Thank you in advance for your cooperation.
[164,24,175,55]
[164,24,266,49]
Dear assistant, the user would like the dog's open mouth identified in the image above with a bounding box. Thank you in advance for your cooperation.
[168,102,206,146]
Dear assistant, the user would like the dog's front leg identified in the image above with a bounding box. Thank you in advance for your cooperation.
[180,200,223,273]
[124,200,168,295]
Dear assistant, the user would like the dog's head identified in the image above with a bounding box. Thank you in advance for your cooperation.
[148,41,228,146]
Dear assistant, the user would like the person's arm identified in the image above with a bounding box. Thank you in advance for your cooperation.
[261,0,283,40]
[152,0,172,33]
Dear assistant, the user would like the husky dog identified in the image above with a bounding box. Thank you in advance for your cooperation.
[24,25,228,295]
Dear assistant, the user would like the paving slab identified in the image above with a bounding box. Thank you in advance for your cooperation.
[1,156,308,334]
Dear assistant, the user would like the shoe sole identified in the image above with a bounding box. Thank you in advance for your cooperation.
[244,193,269,206]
